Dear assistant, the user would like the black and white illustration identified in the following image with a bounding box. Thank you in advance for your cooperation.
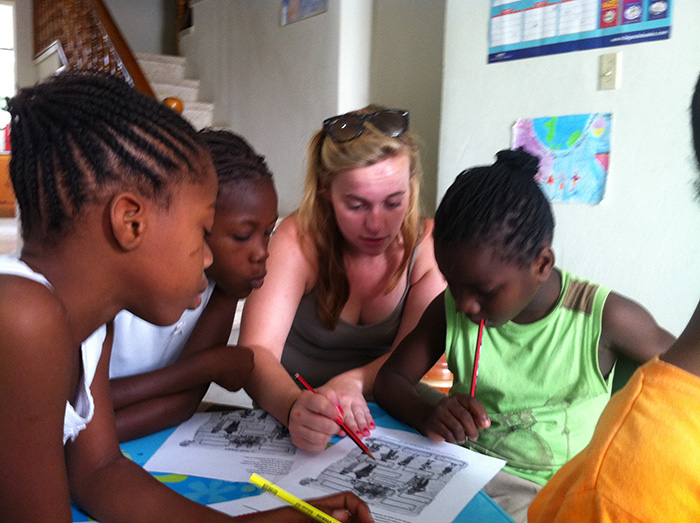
[179,410,296,456]
[298,435,468,516]
[147,419,506,521]
[145,409,300,483]
[243,427,506,523]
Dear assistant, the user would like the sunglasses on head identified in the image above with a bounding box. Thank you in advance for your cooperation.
[322,109,409,143]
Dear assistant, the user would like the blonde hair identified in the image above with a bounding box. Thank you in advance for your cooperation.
[297,104,424,328]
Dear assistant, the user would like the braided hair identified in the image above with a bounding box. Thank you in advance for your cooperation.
[434,147,554,267]
[7,71,211,244]
[196,128,273,198]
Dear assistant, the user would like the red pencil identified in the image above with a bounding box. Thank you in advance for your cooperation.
[293,373,375,459]
[469,319,485,397]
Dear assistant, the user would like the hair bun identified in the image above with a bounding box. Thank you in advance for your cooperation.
[495,147,540,178]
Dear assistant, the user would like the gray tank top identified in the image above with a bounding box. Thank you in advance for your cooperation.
[281,251,417,387]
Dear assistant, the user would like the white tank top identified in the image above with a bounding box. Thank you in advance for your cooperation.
[0,255,105,444]
[109,281,216,378]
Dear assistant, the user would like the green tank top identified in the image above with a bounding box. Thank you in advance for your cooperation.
[445,268,614,485]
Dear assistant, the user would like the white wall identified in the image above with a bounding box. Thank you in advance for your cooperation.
[184,0,445,217]
[338,0,372,113]
[104,0,177,55]
[14,0,34,88]
[440,2,700,336]
[370,0,445,215]
[187,0,342,215]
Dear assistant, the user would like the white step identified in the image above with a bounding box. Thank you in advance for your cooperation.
[136,52,186,84]
[183,102,214,130]
[135,53,214,130]
[152,79,201,103]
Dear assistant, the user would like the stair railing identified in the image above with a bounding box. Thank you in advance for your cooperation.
[33,0,156,99]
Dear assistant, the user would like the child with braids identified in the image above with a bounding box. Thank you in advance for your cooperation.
[108,128,275,442]
[374,148,673,522]
[0,72,372,523]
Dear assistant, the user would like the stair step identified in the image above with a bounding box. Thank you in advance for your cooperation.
[135,53,213,130]
[185,101,214,111]
[136,52,186,84]
[152,80,201,103]
[136,52,186,65]
[183,105,214,130]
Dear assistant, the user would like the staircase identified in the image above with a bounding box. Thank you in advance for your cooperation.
[136,53,214,130]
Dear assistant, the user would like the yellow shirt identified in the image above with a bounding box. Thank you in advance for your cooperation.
[529,358,700,522]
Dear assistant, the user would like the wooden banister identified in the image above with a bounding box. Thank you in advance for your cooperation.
[88,0,155,98]
[33,0,156,99]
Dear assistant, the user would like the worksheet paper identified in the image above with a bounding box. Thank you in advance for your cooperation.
[144,409,308,482]
[218,427,505,523]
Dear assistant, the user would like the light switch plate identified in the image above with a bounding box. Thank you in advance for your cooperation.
[599,53,620,90]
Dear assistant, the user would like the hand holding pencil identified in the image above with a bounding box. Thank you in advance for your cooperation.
[295,374,375,459]
[286,373,374,453]
[249,473,374,523]
[418,320,491,445]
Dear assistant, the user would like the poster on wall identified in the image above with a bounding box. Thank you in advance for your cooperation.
[512,113,611,204]
[489,0,672,63]
[282,0,328,26]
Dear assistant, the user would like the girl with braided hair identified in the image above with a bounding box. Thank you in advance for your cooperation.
[108,128,277,442]
[374,147,673,522]
[0,72,372,523]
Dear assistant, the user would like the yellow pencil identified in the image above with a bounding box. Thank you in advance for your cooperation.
[249,473,342,523]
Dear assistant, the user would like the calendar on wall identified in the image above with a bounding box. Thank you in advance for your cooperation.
[488,0,672,63]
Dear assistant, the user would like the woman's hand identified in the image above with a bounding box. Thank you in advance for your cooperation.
[318,374,375,438]
[418,394,491,444]
[287,390,343,451]
[287,372,376,451]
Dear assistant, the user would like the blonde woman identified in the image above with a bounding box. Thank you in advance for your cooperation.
[239,106,445,451]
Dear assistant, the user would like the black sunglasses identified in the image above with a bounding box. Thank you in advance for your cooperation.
[322,109,409,143]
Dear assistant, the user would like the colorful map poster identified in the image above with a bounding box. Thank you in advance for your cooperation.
[282,0,328,26]
[512,113,611,204]
[489,0,672,63]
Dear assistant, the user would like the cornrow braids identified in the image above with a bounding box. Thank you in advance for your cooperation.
[434,147,554,267]
[196,128,273,187]
[7,71,210,244]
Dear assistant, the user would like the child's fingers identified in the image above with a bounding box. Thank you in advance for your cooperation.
[456,394,491,429]
[423,402,466,443]
[442,410,472,443]
[309,492,375,523]
[427,395,490,443]
[433,404,476,443]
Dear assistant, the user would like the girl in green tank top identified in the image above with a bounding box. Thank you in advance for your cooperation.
[374,148,674,522]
